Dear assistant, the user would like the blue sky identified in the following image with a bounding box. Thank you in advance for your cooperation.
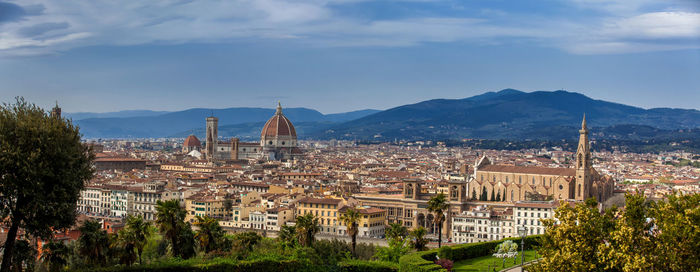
[0,0,698,113]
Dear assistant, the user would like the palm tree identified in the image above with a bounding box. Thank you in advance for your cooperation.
[124,215,152,264]
[41,241,68,272]
[155,200,187,257]
[77,220,109,266]
[339,207,361,256]
[385,222,408,242]
[111,230,137,266]
[410,227,429,251]
[295,213,320,247]
[193,215,225,253]
[427,193,449,248]
[278,225,297,249]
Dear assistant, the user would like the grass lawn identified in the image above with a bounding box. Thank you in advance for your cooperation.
[452,249,538,272]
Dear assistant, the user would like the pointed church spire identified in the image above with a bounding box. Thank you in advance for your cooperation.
[581,113,587,130]
[276,101,282,115]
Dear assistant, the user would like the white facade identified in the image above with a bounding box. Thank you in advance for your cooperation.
[513,201,556,236]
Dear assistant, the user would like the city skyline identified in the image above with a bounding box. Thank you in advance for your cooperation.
[0,0,698,113]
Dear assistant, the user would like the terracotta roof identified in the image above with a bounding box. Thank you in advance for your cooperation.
[183,135,201,147]
[298,197,342,205]
[261,103,297,138]
[479,165,575,176]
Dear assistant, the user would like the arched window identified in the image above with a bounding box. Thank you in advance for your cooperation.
[532,177,535,185]
[493,176,496,182]
[481,175,483,181]
[511,190,514,201]
[519,176,522,184]
[505,176,509,183]
[578,184,581,197]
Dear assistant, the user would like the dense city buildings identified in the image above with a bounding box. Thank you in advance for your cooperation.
[70,113,699,247]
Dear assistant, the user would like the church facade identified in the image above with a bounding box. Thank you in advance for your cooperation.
[468,116,614,203]
[202,102,302,161]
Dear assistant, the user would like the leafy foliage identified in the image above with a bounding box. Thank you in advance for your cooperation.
[339,207,361,256]
[295,213,320,247]
[410,227,429,251]
[427,193,449,248]
[0,97,94,272]
[530,193,700,272]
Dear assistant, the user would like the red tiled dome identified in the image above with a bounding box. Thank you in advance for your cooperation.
[261,103,297,138]
[184,135,202,147]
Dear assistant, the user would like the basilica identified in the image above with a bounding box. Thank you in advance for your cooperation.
[183,102,302,161]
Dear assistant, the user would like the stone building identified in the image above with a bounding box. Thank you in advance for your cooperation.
[468,116,614,203]
[204,102,301,161]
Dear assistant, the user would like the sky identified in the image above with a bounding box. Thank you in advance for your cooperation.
[0,0,698,114]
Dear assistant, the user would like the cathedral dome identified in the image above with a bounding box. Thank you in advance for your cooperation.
[261,103,297,138]
[183,135,201,147]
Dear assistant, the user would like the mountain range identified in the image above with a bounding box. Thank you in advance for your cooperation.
[74,108,379,138]
[73,89,700,140]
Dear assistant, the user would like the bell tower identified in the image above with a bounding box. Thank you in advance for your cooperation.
[206,115,218,161]
[575,114,592,201]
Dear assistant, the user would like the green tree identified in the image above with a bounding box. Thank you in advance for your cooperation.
[119,215,152,264]
[111,230,137,266]
[410,226,429,251]
[385,223,407,242]
[646,193,700,271]
[471,188,477,200]
[0,98,94,272]
[491,189,496,201]
[193,215,227,253]
[427,193,449,248]
[339,207,361,256]
[155,200,188,257]
[278,225,297,249]
[231,231,261,258]
[480,186,488,201]
[375,225,410,262]
[77,220,109,266]
[295,213,320,247]
[598,193,655,271]
[530,198,615,272]
[496,190,501,202]
[40,241,69,272]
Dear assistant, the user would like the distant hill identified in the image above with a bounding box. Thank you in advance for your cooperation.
[65,110,170,120]
[75,107,378,138]
[318,89,700,140]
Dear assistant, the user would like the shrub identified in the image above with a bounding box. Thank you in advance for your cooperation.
[435,258,453,271]
[339,259,399,272]
[437,247,453,260]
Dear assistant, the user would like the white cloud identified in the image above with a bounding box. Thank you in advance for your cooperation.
[0,0,698,56]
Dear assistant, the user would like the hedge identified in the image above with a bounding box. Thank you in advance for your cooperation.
[80,258,312,272]
[398,235,542,272]
[338,260,399,272]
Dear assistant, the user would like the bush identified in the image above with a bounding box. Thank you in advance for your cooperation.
[338,259,398,272]
[434,259,453,271]
[437,247,453,260]
[398,250,444,272]
[76,258,312,272]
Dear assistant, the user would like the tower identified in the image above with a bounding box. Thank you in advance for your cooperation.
[574,114,592,201]
[51,102,61,118]
[206,115,218,161]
